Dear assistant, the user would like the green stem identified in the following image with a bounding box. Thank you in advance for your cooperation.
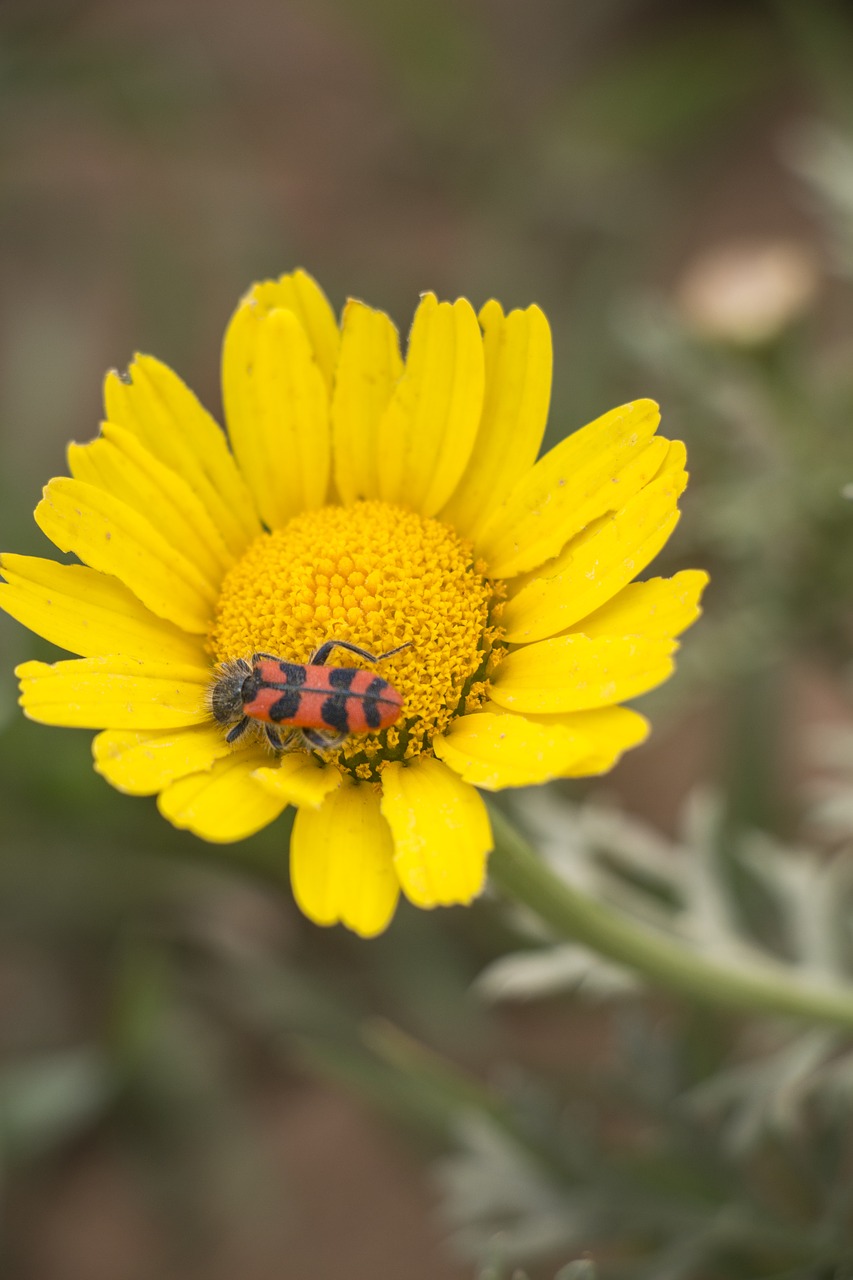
[488,807,853,1032]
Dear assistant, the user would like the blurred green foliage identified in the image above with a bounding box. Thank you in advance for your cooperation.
[3,1,853,1278]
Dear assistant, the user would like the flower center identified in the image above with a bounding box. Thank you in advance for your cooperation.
[208,501,503,778]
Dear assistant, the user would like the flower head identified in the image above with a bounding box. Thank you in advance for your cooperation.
[0,271,706,936]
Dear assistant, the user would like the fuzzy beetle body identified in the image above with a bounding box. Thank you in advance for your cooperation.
[210,639,409,752]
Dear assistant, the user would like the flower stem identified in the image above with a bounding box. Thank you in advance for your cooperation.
[488,806,853,1031]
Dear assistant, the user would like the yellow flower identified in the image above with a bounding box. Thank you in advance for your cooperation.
[0,271,707,937]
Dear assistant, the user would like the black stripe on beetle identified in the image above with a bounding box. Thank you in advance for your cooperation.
[268,689,304,723]
[320,694,351,734]
[328,667,358,690]
[362,677,388,729]
[252,658,307,689]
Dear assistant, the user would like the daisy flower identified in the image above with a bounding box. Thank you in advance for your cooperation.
[0,271,706,937]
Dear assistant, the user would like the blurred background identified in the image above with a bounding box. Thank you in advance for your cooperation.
[3,1,853,1277]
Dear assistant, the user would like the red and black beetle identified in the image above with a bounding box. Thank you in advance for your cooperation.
[210,639,410,752]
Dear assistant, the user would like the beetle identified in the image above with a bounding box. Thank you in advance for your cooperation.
[209,639,411,752]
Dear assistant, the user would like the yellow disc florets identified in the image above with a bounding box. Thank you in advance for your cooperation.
[208,501,504,778]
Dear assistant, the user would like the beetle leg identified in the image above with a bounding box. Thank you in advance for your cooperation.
[310,638,412,666]
[264,724,286,751]
[301,726,348,751]
[226,716,250,744]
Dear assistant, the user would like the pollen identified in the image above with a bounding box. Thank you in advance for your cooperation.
[208,501,503,774]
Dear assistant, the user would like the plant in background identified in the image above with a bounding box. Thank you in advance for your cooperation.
[0,270,704,937]
[5,5,853,1278]
[432,776,853,1279]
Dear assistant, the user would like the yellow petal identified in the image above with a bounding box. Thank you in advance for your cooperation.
[253,753,343,808]
[433,710,591,790]
[239,270,341,392]
[16,656,212,729]
[0,554,205,664]
[380,757,492,908]
[93,724,231,794]
[35,478,214,634]
[68,424,233,587]
[377,294,485,515]
[512,705,650,775]
[489,634,678,714]
[433,704,649,788]
[331,300,403,504]
[222,302,330,529]
[158,750,287,843]
[578,569,709,640]
[290,778,399,937]
[503,450,688,642]
[440,301,552,539]
[103,355,260,555]
[476,399,663,578]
